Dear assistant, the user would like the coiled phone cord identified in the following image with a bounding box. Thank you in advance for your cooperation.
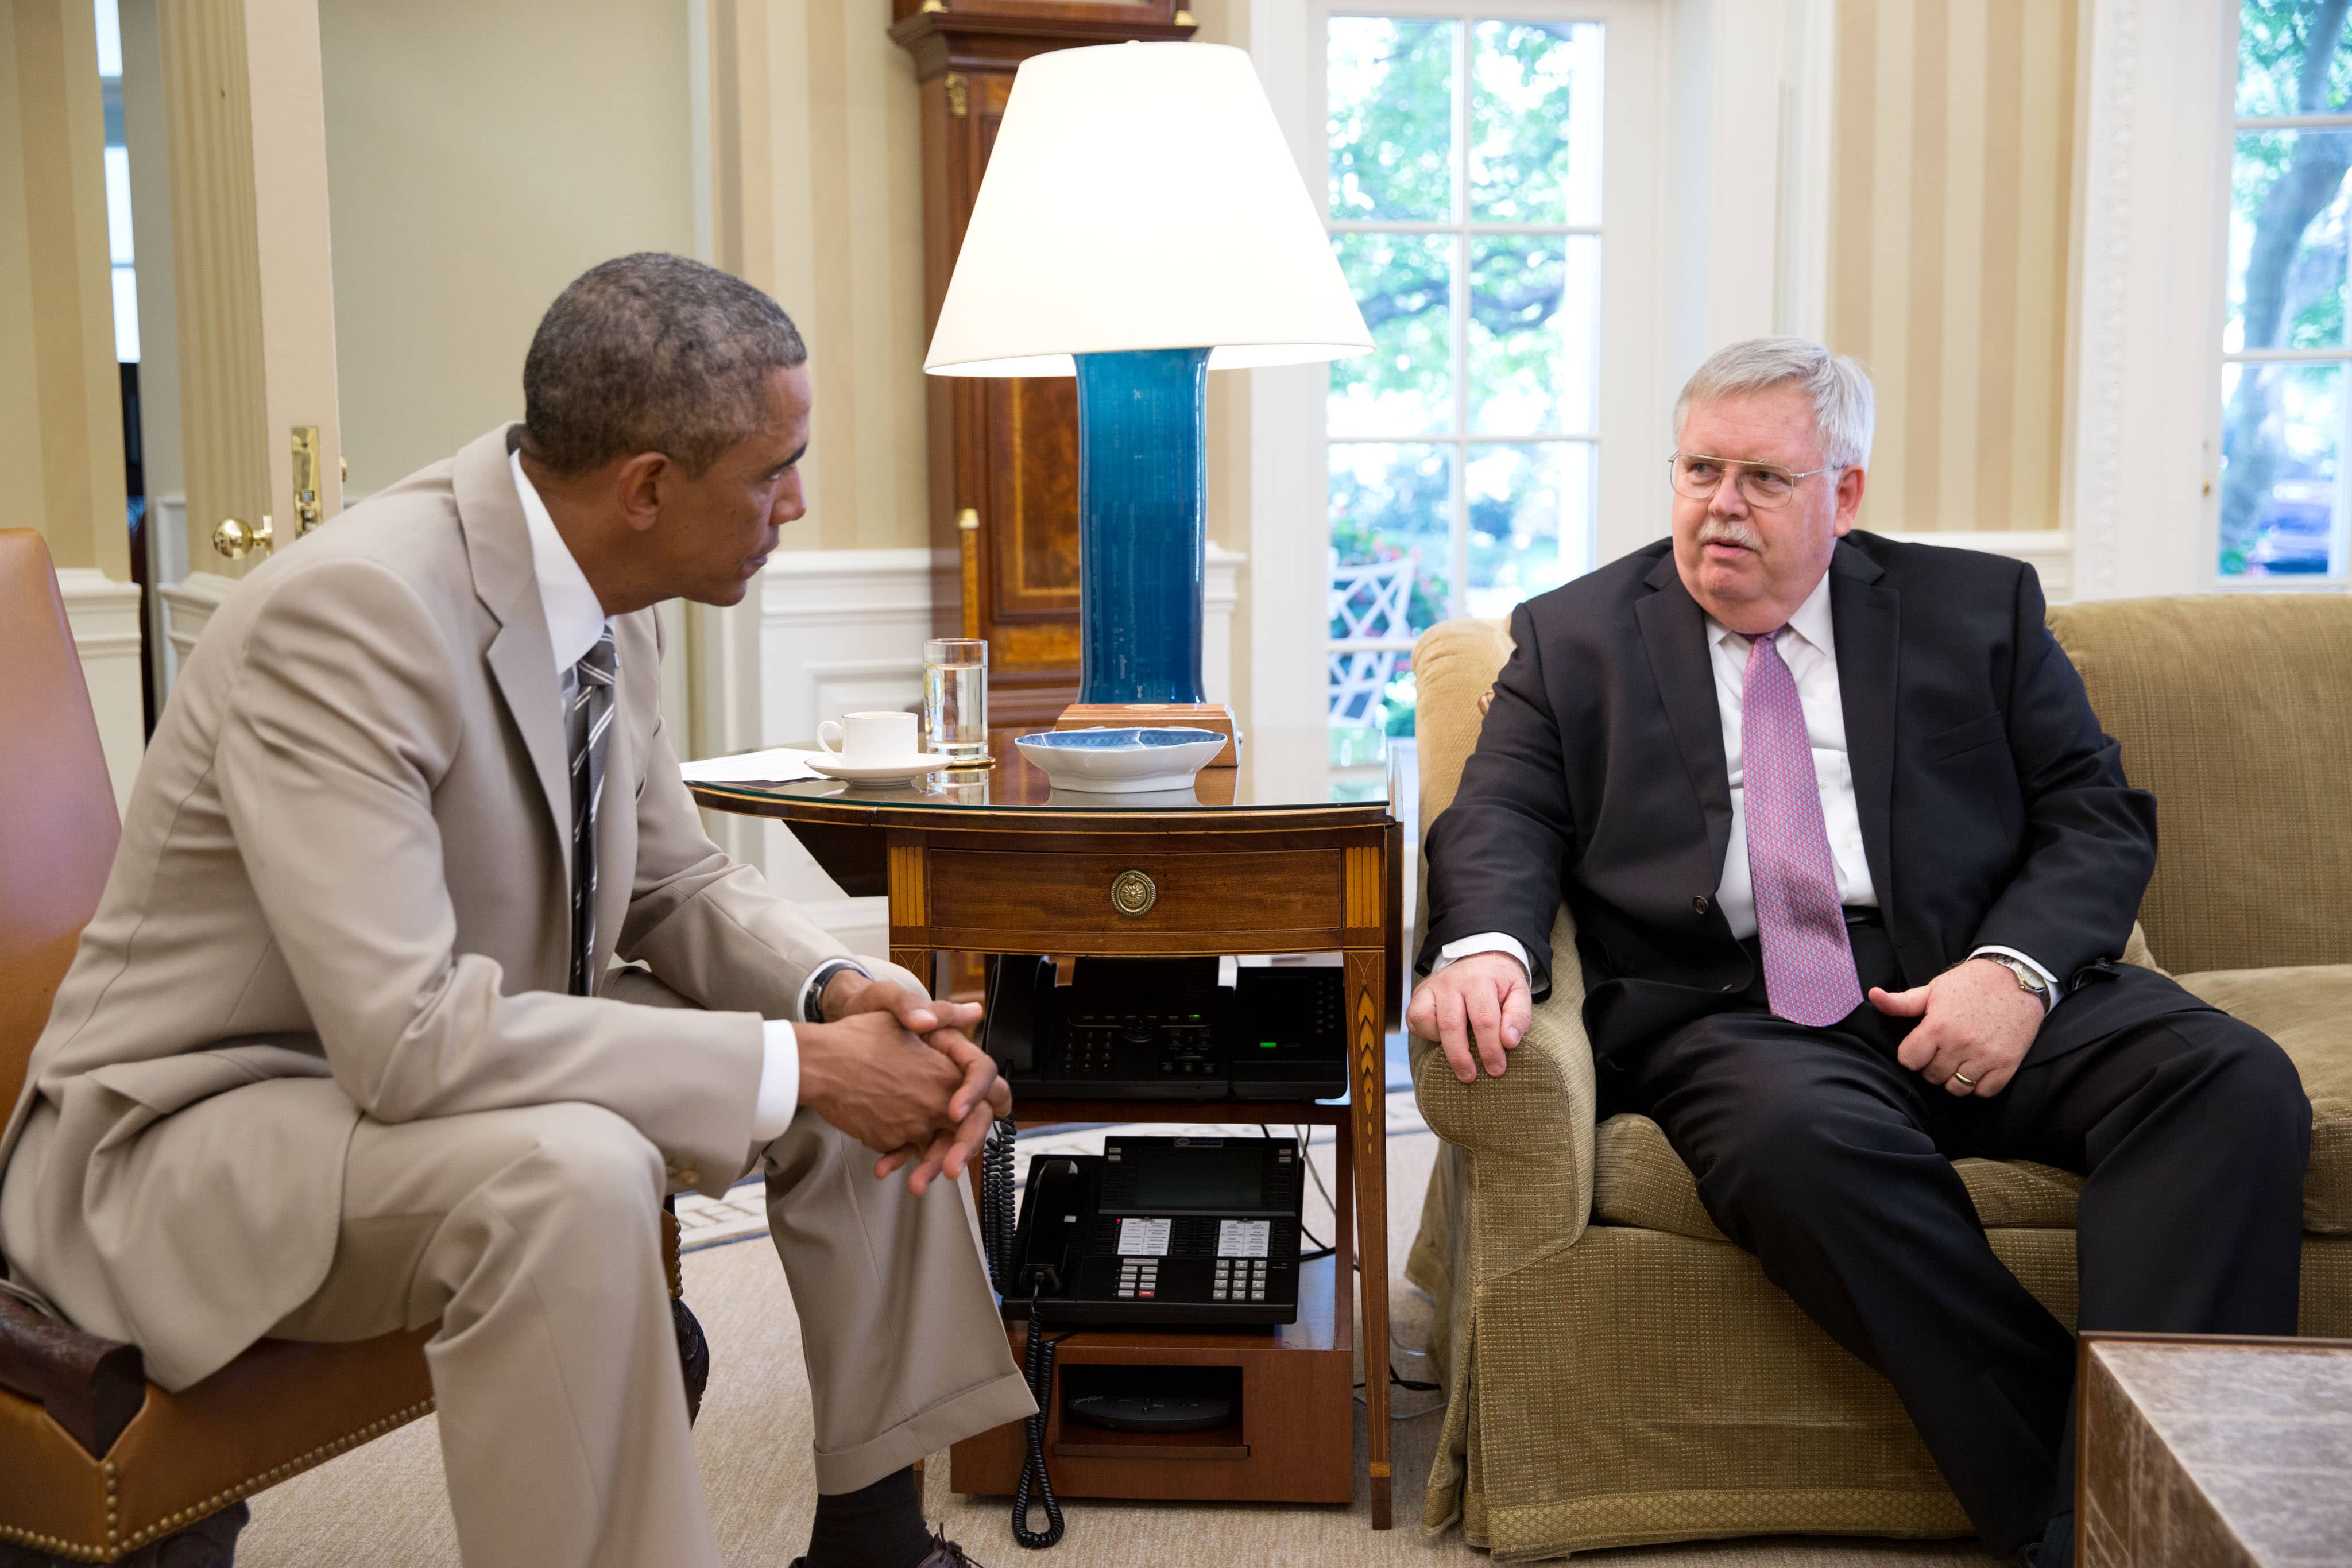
[982,1117,1019,1297]
[1011,1294,1065,1548]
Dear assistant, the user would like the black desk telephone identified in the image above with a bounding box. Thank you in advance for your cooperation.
[986,1134,1306,1328]
[981,955,1348,1102]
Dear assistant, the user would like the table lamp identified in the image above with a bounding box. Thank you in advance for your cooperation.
[923,41,1371,762]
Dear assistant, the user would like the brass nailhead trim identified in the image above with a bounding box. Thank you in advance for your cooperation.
[2,1397,436,1560]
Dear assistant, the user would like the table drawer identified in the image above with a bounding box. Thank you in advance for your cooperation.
[920,848,1348,941]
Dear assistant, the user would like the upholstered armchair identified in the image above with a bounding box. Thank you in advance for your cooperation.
[1404,594,2352,1561]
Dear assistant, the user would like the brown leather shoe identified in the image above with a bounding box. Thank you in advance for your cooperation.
[790,1528,986,1568]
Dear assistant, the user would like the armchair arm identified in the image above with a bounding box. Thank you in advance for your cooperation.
[1409,908,1596,1284]
[0,1289,147,1458]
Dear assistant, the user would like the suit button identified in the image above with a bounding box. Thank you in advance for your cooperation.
[1692,896,1709,915]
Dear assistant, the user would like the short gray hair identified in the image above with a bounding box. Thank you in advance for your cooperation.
[1673,336,1875,470]
[522,253,807,477]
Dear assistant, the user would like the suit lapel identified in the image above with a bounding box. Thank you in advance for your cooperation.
[455,425,574,888]
[1634,554,1734,880]
[1829,539,1899,917]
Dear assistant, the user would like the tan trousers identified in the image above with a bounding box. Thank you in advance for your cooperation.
[255,969,1034,1568]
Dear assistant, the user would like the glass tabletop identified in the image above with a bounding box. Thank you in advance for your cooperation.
[685,724,1398,823]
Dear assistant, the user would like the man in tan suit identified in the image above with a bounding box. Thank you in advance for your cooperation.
[0,254,1032,1568]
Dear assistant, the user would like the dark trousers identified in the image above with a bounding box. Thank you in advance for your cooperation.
[1598,922,2310,1555]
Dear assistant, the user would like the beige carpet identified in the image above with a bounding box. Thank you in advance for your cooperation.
[235,1126,1995,1567]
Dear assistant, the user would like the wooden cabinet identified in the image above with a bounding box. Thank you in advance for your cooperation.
[891,0,1198,727]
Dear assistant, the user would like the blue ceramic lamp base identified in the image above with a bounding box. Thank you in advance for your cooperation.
[1057,346,1240,765]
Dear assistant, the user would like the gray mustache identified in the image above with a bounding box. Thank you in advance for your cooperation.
[1695,521,1763,551]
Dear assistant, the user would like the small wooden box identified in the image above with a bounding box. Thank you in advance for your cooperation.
[949,1255,1352,1504]
[1054,702,1241,768]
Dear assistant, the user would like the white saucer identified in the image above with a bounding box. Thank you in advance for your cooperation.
[806,752,952,786]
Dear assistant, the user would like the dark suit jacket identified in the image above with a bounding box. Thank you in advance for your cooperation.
[1419,531,2202,1066]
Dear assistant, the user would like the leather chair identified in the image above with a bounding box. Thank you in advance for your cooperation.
[0,532,706,1565]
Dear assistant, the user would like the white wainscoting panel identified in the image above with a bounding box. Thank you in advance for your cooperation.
[157,570,238,692]
[754,548,935,946]
[57,570,148,814]
[1880,530,2074,604]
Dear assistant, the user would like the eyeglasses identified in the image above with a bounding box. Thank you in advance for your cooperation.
[1668,452,1847,510]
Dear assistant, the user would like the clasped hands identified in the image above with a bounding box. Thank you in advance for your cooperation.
[797,969,1009,1195]
[1409,951,2042,1098]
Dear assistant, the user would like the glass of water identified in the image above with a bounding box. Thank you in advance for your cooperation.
[923,638,990,764]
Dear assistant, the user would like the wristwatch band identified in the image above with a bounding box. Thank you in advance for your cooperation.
[1981,953,2050,1005]
[802,958,868,1024]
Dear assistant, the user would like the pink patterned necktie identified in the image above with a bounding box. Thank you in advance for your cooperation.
[1742,629,1864,1027]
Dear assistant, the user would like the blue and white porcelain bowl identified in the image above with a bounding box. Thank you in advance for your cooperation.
[1012,727,1226,794]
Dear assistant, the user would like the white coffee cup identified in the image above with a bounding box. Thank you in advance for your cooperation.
[817,710,918,762]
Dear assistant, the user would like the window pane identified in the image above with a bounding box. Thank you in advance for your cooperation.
[1468,234,1599,435]
[2227,130,2352,352]
[1330,443,1452,627]
[1470,21,1601,225]
[1327,17,1456,223]
[1328,233,1454,436]
[2219,360,2346,576]
[2237,2,2352,118]
[1465,443,1592,615]
[1329,443,1448,738]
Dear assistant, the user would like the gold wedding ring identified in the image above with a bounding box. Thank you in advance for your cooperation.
[1952,1068,1979,1089]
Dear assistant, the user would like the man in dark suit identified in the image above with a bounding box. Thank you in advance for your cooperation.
[1410,338,2310,1567]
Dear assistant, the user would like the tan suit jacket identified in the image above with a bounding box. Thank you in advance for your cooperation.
[0,424,849,1390]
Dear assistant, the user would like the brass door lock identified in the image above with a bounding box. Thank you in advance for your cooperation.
[292,425,323,534]
[213,514,274,559]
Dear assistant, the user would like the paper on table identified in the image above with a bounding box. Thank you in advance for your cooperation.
[678,747,825,784]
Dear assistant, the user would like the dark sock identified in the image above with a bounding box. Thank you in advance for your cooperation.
[802,1465,933,1568]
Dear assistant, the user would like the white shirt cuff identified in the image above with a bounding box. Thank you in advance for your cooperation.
[1432,932,1533,977]
[1970,946,2059,1013]
[752,1019,800,1141]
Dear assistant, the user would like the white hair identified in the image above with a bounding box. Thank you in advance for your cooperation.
[1673,337,1875,470]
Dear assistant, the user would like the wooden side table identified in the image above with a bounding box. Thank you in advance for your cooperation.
[687,726,1406,1527]
[2079,1331,2352,1566]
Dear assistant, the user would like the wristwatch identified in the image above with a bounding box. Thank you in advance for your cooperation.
[802,958,868,1024]
[1978,953,2051,1009]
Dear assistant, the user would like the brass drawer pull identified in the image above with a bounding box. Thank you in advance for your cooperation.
[1110,869,1157,917]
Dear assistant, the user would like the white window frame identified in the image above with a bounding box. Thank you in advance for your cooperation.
[2207,3,2352,591]
[1244,0,1666,735]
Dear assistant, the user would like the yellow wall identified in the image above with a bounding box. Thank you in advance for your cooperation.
[0,0,131,579]
[317,0,696,497]
[737,0,931,554]
[316,0,932,557]
[1828,0,2078,533]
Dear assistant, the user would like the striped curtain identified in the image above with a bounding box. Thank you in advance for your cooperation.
[1827,0,2079,533]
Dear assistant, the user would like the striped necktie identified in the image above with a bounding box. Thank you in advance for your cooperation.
[567,627,617,996]
[1741,628,1864,1027]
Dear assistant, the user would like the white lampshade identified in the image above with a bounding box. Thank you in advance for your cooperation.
[923,42,1371,378]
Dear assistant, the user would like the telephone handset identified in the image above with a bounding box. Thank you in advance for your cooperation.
[981,955,1348,1101]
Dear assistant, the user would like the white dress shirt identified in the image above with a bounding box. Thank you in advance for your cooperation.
[512,451,814,1136]
[1435,569,2057,1010]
